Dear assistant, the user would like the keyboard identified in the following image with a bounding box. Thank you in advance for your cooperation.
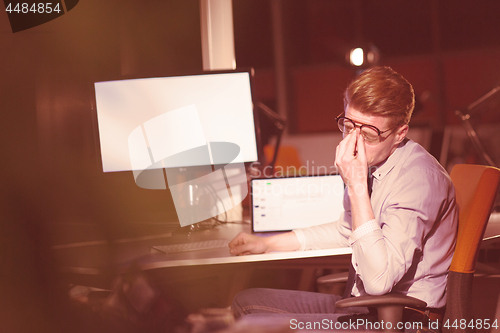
[151,239,230,254]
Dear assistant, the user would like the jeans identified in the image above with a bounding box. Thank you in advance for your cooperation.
[232,288,368,321]
[232,288,437,332]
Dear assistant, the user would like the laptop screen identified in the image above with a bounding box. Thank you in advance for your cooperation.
[251,175,345,232]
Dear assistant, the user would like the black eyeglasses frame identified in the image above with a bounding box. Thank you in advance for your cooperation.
[335,113,398,142]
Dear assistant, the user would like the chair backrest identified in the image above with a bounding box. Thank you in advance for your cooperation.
[449,164,500,274]
[264,144,306,176]
[444,164,500,333]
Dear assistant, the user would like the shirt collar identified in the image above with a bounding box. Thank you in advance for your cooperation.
[370,138,409,181]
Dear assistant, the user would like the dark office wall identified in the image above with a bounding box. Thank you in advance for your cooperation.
[234,0,500,65]
[1,0,203,230]
[232,0,500,135]
[1,2,203,331]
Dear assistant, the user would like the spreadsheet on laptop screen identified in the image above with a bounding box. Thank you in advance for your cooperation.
[251,175,345,232]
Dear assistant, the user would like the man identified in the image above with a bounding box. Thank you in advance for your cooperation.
[229,66,458,320]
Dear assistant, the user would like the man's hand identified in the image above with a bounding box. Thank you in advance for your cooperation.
[336,130,374,230]
[229,231,301,255]
[229,232,270,255]
[335,130,368,196]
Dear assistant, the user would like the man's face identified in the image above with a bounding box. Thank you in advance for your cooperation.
[344,105,407,168]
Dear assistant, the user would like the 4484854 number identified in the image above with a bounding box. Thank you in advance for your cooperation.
[5,3,61,14]
[443,319,498,330]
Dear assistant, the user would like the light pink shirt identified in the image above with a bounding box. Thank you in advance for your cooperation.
[294,139,458,308]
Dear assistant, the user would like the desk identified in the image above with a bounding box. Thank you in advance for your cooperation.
[135,223,352,305]
[52,222,352,309]
[127,223,351,269]
[52,213,500,309]
[53,212,500,276]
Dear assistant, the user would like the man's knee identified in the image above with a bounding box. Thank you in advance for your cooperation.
[231,288,269,317]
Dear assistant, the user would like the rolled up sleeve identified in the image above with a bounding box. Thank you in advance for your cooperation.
[294,191,352,251]
[293,210,351,250]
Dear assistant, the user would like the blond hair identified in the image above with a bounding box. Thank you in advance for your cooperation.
[344,66,415,127]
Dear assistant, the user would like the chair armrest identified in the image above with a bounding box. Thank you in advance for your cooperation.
[336,294,427,309]
[317,271,349,285]
[336,295,427,330]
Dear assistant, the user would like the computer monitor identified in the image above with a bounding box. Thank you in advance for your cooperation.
[93,70,258,226]
[94,70,258,173]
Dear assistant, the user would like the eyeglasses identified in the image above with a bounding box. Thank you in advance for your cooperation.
[335,114,396,143]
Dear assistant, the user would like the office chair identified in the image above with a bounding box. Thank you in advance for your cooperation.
[317,164,500,332]
[264,144,306,176]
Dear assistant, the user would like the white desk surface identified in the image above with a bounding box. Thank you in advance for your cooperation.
[137,211,500,270]
[120,223,352,271]
[139,246,352,271]
[53,212,500,277]
[52,222,352,277]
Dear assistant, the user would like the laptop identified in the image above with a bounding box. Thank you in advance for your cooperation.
[251,174,345,233]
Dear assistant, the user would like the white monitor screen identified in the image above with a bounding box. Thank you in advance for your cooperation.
[251,175,345,232]
[94,72,258,172]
